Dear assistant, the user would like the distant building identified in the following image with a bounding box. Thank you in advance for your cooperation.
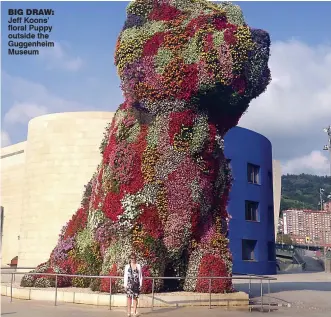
[324,201,331,212]
[277,217,284,235]
[283,209,331,246]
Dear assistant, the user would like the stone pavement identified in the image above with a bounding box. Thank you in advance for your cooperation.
[1,296,330,317]
[236,272,331,313]
[1,272,331,316]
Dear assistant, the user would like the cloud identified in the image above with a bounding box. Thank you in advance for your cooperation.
[2,72,91,126]
[1,130,11,147]
[39,41,83,72]
[4,103,47,124]
[282,150,330,176]
[2,39,330,176]
[238,40,331,165]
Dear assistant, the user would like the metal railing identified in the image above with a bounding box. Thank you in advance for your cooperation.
[293,250,306,270]
[1,268,277,312]
[0,267,35,282]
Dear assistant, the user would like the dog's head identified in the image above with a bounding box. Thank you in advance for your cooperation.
[115,0,270,132]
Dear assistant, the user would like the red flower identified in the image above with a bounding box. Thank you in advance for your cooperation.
[204,33,214,52]
[121,126,147,194]
[59,256,78,275]
[90,166,105,210]
[137,204,163,239]
[224,25,237,45]
[149,3,181,21]
[103,191,124,221]
[168,110,195,144]
[44,267,71,287]
[214,16,228,31]
[64,207,88,239]
[143,33,166,56]
[185,15,209,37]
[100,264,118,293]
[103,134,117,165]
[191,206,201,237]
[178,64,198,101]
[196,254,232,293]
[140,266,153,293]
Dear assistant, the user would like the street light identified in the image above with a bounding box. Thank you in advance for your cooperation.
[319,188,325,211]
[323,229,328,273]
[323,126,331,176]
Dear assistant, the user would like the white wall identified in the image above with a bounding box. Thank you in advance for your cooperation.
[17,112,115,268]
[1,142,26,266]
[273,160,282,240]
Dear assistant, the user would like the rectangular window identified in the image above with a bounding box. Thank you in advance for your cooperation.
[242,239,257,261]
[245,201,259,221]
[247,163,260,184]
[268,241,276,261]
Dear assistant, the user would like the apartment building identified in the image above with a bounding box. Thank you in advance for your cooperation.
[283,209,331,246]
[324,201,331,212]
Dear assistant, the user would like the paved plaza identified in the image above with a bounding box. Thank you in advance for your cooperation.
[1,296,330,317]
[1,272,331,316]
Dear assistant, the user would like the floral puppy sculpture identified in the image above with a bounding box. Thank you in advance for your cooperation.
[21,0,270,293]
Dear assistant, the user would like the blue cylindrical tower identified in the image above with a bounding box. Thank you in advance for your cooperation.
[224,126,276,275]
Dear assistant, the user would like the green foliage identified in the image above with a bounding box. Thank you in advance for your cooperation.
[276,234,293,245]
[280,174,331,213]
[99,123,112,155]
[90,278,101,292]
[155,48,173,73]
[72,264,91,288]
[20,274,35,287]
[34,277,54,288]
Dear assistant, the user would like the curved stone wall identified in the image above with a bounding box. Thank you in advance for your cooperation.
[1,142,26,266]
[272,160,282,239]
[17,112,114,268]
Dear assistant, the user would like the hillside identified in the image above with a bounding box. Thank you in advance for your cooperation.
[280,174,331,213]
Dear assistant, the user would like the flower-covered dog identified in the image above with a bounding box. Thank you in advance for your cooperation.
[21,0,270,293]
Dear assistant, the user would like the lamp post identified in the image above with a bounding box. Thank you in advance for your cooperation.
[324,230,327,273]
[323,125,331,177]
[319,188,325,211]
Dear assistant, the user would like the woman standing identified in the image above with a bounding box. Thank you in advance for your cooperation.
[124,253,143,317]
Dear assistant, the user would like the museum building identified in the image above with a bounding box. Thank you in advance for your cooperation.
[0,112,280,275]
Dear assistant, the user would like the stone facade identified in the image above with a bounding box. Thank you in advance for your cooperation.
[1,112,114,267]
[1,142,26,266]
[272,160,282,239]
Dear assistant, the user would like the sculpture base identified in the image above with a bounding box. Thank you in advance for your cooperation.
[1,283,248,308]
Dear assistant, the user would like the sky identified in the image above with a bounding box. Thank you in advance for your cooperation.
[1,0,331,176]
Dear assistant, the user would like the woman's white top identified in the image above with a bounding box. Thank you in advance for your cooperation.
[123,263,143,288]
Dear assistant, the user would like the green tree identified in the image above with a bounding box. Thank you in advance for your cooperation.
[276,234,293,245]
[280,174,331,213]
